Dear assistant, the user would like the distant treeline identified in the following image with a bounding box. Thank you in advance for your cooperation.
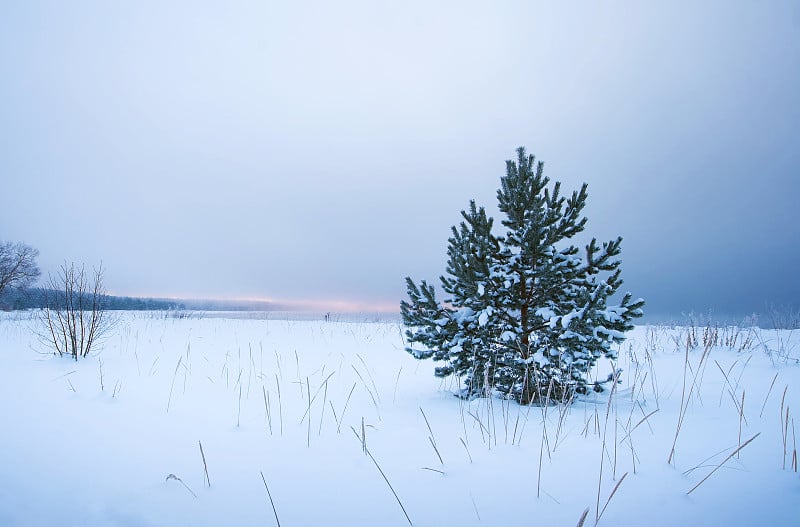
[0,288,186,311]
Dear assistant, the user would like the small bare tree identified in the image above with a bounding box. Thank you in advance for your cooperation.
[0,241,41,297]
[40,262,113,360]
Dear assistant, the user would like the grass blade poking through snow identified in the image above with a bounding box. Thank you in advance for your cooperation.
[260,471,282,527]
[337,382,357,433]
[687,433,760,495]
[460,437,473,464]
[354,435,413,526]
[759,372,779,418]
[166,473,197,498]
[356,353,381,404]
[199,441,211,488]
[263,386,273,436]
[318,379,329,435]
[393,366,402,404]
[780,386,788,469]
[792,417,798,472]
[298,371,336,424]
[420,407,443,465]
[166,357,183,413]
[596,471,628,525]
[306,377,311,448]
[352,365,381,420]
[275,374,283,436]
[668,346,690,465]
[576,507,590,527]
[618,409,659,444]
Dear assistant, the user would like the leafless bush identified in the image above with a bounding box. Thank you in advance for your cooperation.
[39,262,114,360]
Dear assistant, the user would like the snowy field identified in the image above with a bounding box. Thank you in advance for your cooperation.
[1,311,798,526]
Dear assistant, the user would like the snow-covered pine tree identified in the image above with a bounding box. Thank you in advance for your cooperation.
[401,201,502,397]
[401,147,644,404]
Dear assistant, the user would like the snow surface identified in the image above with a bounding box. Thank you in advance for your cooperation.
[1,311,798,526]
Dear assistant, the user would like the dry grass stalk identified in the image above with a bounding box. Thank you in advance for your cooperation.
[318,381,329,435]
[294,350,302,398]
[686,433,760,495]
[299,371,337,424]
[393,366,403,404]
[260,471,282,527]
[714,361,746,423]
[237,382,243,428]
[350,424,367,455]
[596,471,628,526]
[353,435,414,526]
[511,410,522,446]
[356,353,381,404]
[166,473,197,498]
[682,444,734,476]
[467,410,490,445]
[306,377,312,448]
[199,440,211,487]
[337,382,357,433]
[618,409,658,444]
[420,407,444,465]
[576,507,590,527]
[470,492,481,521]
[581,411,593,438]
[538,379,556,499]
[166,356,183,413]
[263,386,273,435]
[552,389,575,452]
[537,419,547,499]
[595,372,619,522]
[668,346,688,466]
[780,386,788,469]
[783,406,790,470]
[737,390,745,458]
[275,374,283,436]
[759,372,779,418]
[362,417,367,454]
[459,437,473,463]
[428,437,444,465]
[329,400,338,427]
[792,417,798,472]
[368,446,414,526]
[352,365,381,419]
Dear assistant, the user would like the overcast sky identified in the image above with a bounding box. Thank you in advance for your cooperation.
[1,0,798,316]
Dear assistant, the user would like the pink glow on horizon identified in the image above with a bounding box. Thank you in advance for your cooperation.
[235,296,400,313]
[106,291,399,313]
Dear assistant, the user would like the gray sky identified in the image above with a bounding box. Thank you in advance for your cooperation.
[1,1,799,316]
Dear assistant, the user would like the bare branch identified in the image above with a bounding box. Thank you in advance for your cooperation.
[0,241,41,298]
[38,261,113,360]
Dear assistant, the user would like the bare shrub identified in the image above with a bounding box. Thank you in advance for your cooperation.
[39,262,113,360]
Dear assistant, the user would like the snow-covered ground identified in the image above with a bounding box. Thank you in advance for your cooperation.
[0,311,798,526]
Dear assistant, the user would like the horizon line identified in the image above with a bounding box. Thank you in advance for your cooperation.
[105,291,400,313]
